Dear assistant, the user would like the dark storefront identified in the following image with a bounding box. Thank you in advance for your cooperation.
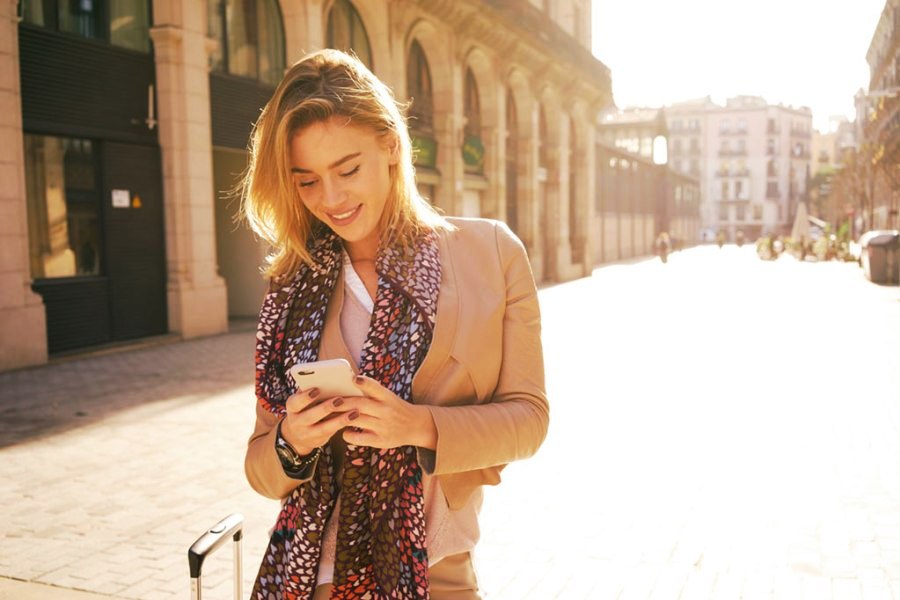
[19,2,166,353]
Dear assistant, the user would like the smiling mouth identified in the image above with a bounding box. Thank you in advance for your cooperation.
[327,205,362,224]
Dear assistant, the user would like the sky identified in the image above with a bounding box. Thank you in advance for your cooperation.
[591,0,888,132]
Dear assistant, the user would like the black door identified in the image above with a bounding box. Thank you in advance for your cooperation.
[102,143,167,341]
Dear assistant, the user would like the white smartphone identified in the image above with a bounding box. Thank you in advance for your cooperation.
[289,358,360,398]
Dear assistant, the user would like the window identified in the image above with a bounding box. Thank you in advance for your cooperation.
[736,205,746,221]
[209,0,286,86]
[24,135,102,279]
[737,139,746,154]
[720,119,730,133]
[767,159,777,177]
[721,181,728,201]
[719,204,729,221]
[767,139,776,155]
[326,0,372,69]
[689,118,699,131]
[737,118,747,132]
[690,159,699,175]
[463,69,483,174]
[506,90,520,222]
[672,138,682,154]
[753,204,762,220]
[407,41,434,134]
[22,0,151,52]
[690,138,699,153]
[766,182,779,199]
[735,180,743,199]
[671,119,682,131]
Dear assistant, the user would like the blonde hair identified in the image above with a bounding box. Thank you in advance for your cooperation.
[240,49,447,281]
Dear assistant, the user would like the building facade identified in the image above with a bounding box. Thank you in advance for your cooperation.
[596,107,701,257]
[1,0,612,371]
[862,0,899,230]
[666,96,812,242]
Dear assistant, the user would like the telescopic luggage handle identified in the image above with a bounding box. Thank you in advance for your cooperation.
[188,513,244,600]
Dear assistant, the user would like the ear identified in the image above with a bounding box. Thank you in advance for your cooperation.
[386,134,400,165]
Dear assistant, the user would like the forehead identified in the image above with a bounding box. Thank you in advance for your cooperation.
[289,117,380,167]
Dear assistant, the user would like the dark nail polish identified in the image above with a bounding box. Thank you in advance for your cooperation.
[333,397,344,407]
[309,387,320,399]
[354,375,365,385]
[349,410,359,421]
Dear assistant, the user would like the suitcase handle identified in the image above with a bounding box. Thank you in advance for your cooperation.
[188,513,244,600]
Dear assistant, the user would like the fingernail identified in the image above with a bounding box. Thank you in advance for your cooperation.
[348,410,359,421]
[354,376,365,385]
[309,387,320,399]
[332,397,344,407]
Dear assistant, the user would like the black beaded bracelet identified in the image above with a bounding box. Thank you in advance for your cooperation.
[274,420,321,479]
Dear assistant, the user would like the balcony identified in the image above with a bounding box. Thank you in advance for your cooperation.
[718,148,748,157]
[715,168,751,178]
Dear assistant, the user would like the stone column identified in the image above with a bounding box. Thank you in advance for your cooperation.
[150,0,227,339]
[0,0,48,370]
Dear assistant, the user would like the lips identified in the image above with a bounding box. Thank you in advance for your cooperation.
[326,204,362,226]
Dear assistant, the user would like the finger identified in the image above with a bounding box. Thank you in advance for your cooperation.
[285,387,322,413]
[289,396,352,428]
[342,427,381,448]
[352,376,398,404]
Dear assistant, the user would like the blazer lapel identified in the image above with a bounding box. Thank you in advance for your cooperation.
[412,229,458,402]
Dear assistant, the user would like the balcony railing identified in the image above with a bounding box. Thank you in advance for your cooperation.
[715,168,751,178]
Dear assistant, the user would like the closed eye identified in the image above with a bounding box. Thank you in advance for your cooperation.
[298,179,317,188]
[339,165,360,178]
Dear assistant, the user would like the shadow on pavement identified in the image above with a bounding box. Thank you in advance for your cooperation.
[0,320,259,448]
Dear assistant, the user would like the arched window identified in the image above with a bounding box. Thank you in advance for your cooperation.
[326,0,372,69]
[209,0,286,86]
[538,106,549,170]
[407,41,433,135]
[505,90,519,233]
[463,69,484,174]
[569,117,581,262]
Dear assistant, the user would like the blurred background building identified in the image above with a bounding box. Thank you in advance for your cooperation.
[665,96,812,242]
[860,0,898,231]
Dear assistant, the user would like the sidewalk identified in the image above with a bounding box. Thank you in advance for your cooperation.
[1,246,899,599]
[0,328,272,599]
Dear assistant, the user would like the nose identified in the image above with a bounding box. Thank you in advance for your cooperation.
[321,177,343,206]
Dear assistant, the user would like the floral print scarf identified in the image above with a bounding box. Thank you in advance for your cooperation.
[252,227,441,599]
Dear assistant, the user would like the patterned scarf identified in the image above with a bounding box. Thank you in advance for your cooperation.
[252,226,441,600]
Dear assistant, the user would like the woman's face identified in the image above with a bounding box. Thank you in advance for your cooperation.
[290,116,397,256]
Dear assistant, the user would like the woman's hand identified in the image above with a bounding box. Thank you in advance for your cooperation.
[281,388,356,455]
[341,375,438,450]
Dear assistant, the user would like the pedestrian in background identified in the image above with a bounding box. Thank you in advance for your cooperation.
[239,49,549,599]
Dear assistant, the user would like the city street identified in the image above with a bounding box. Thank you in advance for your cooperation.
[1,245,899,599]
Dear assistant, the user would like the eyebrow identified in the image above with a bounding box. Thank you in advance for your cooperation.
[291,152,361,174]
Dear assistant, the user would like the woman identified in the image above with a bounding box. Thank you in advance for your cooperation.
[242,49,548,600]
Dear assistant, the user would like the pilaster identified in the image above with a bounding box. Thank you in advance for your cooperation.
[150,1,227,339]
[0,0,48,370]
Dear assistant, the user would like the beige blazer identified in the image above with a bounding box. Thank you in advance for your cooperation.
[245,217,549,511]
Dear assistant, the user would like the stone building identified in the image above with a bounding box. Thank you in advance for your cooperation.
[0,0,611,371]
[595,107,702,257]
[666,95,812,241]
[862,0,899,230]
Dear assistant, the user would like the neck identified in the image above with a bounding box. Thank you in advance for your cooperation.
[345,235,379,263]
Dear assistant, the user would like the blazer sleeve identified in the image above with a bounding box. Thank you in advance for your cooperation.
[425,223,549,475]
[245,403,319,500]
